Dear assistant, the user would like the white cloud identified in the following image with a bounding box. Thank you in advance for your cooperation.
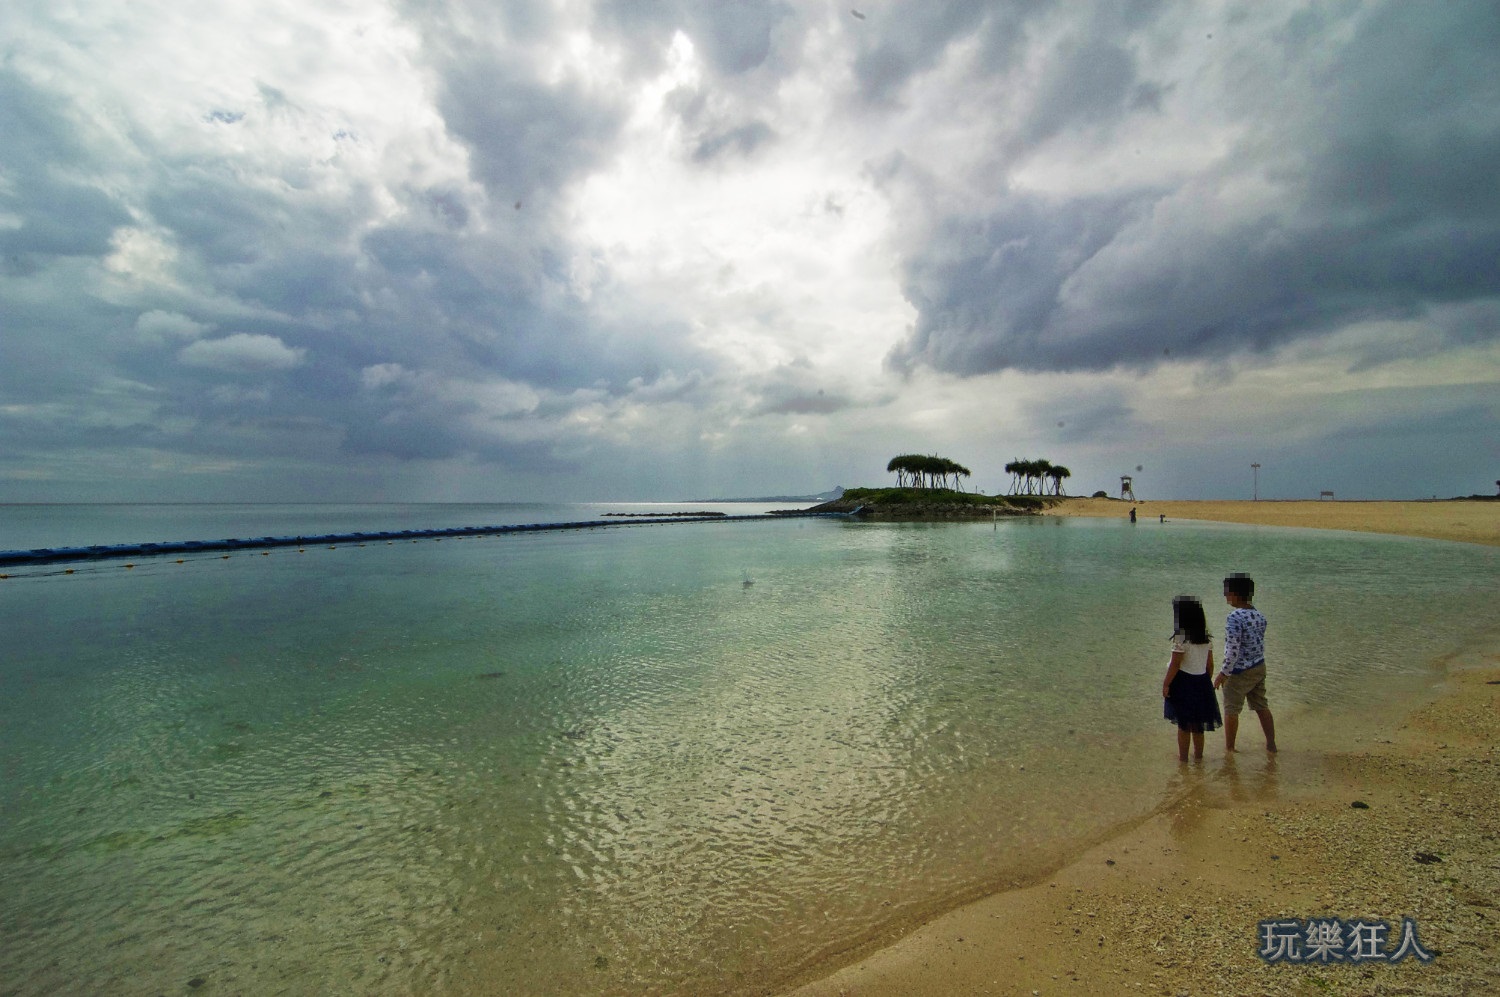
[569,26,912,385]
[178,333,306,372]
[133,309,210,344]
[360,363,408,391]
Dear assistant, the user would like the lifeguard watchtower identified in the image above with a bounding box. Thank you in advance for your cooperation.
[1120,475,1137,501]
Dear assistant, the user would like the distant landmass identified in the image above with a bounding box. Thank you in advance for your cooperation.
[694,486,845,504]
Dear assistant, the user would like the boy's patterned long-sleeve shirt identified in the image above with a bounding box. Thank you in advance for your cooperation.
[1222,607,1267,675]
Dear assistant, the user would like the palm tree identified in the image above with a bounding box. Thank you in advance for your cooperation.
[887,453,972,490]
[887,454,929,488]
[887,455,911,488]
[1012,459,1035,495]
[916,454,939,489]
[1029,459,1054,495]
[1004,457,1070,495]
[887,454,930,488]
[944,457,972,491]
[1008,455,1032,491]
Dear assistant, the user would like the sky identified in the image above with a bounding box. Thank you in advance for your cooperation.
[2,0,1497,503]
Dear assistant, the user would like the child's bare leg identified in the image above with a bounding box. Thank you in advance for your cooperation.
[1224,714,1239,752]
[1192,731,1205,759]
[1256,709,1277,752]
[1177,728,1190,762]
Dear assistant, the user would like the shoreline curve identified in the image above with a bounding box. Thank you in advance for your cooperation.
[1043,496,1500,547]
[779,500,1499,995]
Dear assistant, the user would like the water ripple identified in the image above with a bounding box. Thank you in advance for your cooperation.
[0,519,1494,994]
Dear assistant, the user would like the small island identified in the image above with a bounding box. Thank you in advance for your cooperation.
[802,454,1060,520]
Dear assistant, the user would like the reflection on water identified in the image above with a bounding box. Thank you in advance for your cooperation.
[1219,751,1282,804]
[0,511,1495,994]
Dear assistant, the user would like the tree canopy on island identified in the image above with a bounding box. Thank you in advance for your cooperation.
[882,453,1070,495]
[1005,458,1071,496]
[886,454,973,490]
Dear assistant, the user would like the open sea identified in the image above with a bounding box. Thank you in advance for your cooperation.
[2,503,1496,995]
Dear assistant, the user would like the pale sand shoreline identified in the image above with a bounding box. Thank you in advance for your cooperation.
[783,657,1500,997]
[1042,496,1500,547]
[781,504,1499,996]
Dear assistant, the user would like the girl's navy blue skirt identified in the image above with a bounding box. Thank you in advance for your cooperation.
[1164,671,1223,733]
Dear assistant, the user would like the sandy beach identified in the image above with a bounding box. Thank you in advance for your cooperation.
[783,502,1499,996]
[1042,496,1500,547]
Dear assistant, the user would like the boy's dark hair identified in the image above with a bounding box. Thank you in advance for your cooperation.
[1172,595,1211,644]
[1223,572,1255,601]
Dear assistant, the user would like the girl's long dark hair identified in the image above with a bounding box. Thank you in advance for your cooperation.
[1172,595,1211,645]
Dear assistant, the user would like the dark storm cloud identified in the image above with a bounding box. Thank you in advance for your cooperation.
[7,0,1493,504]
[0,3,721,480]
[143,167,336,269]
[849,3,992,105]
[435,56,626,205]
[0,267,138,405]
[845,0,1123,107]
[343,416,580,472]
[1014,36,1139,150]
[888,192,1146,373]
[747,361,857,417]
[1299,3,1500,224]
[133,13,717,464]
[111,212,711,467]
[1045,399,1136,445]
[0,69,131,260]
[0,410,170,455]
[417,186,472,230]
[414,0,800,201]
[885,1,1500,377]
[337,374,566,468]
[1259,382,1499,498]
[351,224,705,390]
[1341,302,1500,374]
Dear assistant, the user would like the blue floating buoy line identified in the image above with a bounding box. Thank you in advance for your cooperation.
[0,510,858,570]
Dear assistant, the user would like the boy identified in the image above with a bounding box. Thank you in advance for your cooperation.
[1213,572,1277,752]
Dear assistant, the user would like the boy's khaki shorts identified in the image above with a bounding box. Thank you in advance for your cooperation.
[1220,664,1269,716]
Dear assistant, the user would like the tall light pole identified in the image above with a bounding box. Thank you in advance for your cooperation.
[1251,463,1261,501]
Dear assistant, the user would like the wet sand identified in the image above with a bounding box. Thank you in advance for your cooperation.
[783,656,1499,997]
[782,503,1500,996]
[1043,496,1500,547]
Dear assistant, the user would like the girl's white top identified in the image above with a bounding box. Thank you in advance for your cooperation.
[1171,632,1211,675]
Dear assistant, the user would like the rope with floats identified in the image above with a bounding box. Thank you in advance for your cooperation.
[0,509,862,573]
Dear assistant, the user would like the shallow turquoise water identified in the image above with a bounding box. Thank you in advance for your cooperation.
[1,507,1495,994]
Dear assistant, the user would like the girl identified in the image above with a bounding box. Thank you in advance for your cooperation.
[1161,595,1223,760]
